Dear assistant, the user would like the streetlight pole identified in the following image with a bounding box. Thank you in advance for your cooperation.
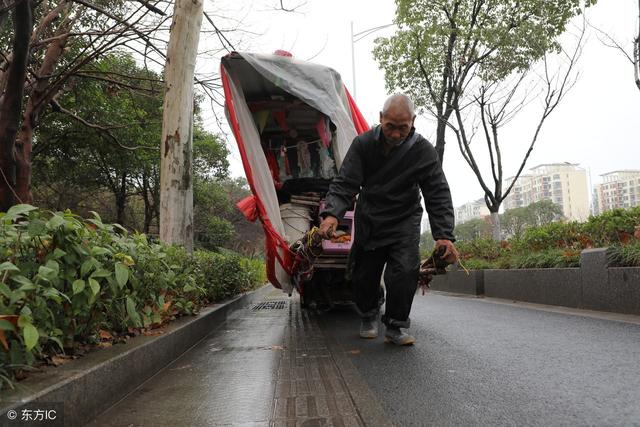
[351,21,357,100]
[350,22,395,102]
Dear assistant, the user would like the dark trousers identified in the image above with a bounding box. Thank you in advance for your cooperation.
[351,240,420,329]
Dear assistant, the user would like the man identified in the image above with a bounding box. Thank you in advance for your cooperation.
[318,94,457,346]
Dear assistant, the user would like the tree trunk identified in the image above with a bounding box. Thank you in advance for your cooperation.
[14,21,70,205]
[490,210,501,242]
[142,168,153,233]
[435,117,447,164]
[159,0,203,252]
[114,171,127,225]
[0,0,32,211]
[14,123,33,204]
[434,107,453,165]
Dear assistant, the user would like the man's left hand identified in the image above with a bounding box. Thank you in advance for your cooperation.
[435,239,459,264]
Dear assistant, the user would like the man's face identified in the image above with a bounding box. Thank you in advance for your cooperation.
[379,106,415,145]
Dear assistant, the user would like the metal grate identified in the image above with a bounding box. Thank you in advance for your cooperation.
[252,300,288,310]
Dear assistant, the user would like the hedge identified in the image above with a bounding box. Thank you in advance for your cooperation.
[0,205,265,390]
[456,206,640,269]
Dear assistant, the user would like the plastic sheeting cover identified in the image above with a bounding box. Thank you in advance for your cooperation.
[239,52,358,169]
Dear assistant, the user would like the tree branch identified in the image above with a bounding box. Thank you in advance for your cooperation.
[50,98,159,151]
[135,0,164,15]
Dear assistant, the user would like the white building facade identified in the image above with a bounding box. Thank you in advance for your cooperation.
[593,170,640,214]
[455,198,491,224]
[503,163,590,221]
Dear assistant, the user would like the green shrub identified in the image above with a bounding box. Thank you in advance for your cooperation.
[583,207,640,246]
[193,251,263,301]
[0,205,265,390]
[451,206,640,270]
[608,242,640,267]
[457,238,502,261]
[240,257,267,287]
[515,221,585,252]
[510,249,581,268]
[460,258,495,270]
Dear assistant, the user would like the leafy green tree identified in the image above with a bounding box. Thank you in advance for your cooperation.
[530,200,564,226]
[33,53,231,235]
[501,200,564,238]
[420,230,436,257]
[500,206,531,239]
[373,0,595,163]
[454,217,492,241]
[193,177,264,255]
[0,0,166,209]
[33,53,163,227]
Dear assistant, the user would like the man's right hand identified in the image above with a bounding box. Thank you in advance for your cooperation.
[318,215,338,239]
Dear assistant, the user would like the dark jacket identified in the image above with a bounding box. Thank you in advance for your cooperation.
[320,125,455,250]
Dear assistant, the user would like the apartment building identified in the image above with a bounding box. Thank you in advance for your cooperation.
[592,170,640,214]
[503,163,590,221]
[455,198,490,224]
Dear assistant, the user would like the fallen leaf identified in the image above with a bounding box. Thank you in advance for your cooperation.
[142,330,164,336]
[347,349,361,355]
[51,355,71,366]
[99,330,113,340]
[269,345,284,351]
[98,341,112,348]
[0,331,8,351]
[619,232,633,245]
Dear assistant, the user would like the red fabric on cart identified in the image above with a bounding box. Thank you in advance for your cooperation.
[236,195,258,222]
[345,87,369,134]
[221,63,293,288]
[316,117,331,148]
[265,151,282,188]
[272,110,289,132]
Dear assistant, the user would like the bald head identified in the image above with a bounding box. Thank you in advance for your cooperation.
[379,93,416,145]
[382,93,415,117]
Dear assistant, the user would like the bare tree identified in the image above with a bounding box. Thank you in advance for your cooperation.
[448,24,586,240]
[589,0,640,91]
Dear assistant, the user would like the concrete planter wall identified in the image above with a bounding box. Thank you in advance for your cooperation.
[432,248,640,316]
[430,268,484,295]
[484,269,581,308]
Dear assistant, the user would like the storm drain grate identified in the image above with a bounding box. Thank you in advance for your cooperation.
[252,300,288,310]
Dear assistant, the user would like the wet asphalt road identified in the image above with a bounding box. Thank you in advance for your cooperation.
[320,293,640,426]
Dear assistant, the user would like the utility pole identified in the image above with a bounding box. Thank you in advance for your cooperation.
[350,22,395,102]
[159,0,203,252]
[351,21,356,100]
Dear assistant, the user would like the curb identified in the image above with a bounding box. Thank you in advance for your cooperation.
[0,284,275,427]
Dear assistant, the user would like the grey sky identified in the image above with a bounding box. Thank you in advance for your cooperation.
[205,0,640,209]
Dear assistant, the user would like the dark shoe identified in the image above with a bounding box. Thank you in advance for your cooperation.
[359,317,378,339]
[384,326,415,346]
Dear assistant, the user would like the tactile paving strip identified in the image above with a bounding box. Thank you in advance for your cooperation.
[270,301,364,427]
